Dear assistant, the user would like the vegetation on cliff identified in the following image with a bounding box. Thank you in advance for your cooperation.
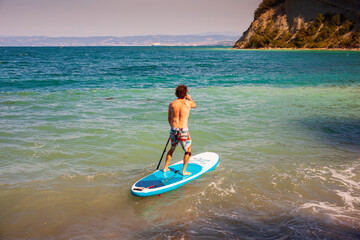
[234,0,360,49]
[245,13,360,49]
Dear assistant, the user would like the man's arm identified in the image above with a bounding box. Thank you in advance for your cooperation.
[186,94,196,108]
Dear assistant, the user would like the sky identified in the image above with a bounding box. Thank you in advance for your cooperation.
[0,0,262,37]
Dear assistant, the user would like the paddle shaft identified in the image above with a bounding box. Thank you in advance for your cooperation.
[156,136,171,170]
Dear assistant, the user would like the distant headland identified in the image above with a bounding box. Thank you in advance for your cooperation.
[233,0,360,49]
[0,35,238,47]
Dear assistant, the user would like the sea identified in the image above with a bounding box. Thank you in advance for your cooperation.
[1,46,360,239]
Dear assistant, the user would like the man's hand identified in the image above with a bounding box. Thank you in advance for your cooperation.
[186,94,192,100]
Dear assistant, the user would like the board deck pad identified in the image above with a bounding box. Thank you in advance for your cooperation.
[131,152,219,197]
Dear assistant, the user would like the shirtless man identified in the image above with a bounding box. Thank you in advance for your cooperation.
[163,85,196,176]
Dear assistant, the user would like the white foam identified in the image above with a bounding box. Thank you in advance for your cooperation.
[207,177,236,197]
[328,167,359,189]
[62,174,76,180]
[327,166,360,210]
[299,202,359,223]
[335,190,359,209]
[297,163,360,227]
[197,176,236,198]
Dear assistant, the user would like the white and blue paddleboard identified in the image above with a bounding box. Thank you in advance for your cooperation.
[131,152,219,197]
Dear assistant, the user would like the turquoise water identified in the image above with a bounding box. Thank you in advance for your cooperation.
[1,47,360,239]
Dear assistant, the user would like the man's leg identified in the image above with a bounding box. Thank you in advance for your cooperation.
[182,146,192,176]
[163,146,176,172]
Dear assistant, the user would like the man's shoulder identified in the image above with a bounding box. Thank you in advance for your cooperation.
[184,100,192,108]
[171,99,182,104]
[169,100,178,109]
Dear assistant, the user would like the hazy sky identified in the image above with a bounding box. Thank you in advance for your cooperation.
[0,0,262,37]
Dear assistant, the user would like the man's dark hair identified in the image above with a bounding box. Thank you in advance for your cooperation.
[175,85,188,99]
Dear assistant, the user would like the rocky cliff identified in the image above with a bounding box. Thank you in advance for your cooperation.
[233,0,360,49]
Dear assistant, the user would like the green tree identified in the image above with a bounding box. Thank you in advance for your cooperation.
[316,14,325,25]
[330,14,341,27]
[336,20,354,36]
[305,24,318,36]
[293,29,307,47]
[351,28,360,47]
[316,26,332,42]
[247,34,264,48]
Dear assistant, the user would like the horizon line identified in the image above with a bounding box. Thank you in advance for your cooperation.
[0,33,241,38]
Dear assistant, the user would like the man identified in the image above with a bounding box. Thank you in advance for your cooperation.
[163,85,196,176]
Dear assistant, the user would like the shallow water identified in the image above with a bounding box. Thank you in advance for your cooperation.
[0,47,360,239]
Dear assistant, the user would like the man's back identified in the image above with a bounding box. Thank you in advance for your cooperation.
[168,99,191,128]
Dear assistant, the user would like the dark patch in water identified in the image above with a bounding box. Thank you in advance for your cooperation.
[1,101,16,105]
[104,97,114,100]
[145,99,165,103]
[297,117,360,152]
[134,213,360,239]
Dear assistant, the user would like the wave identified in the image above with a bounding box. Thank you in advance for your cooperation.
[293,163,360,228]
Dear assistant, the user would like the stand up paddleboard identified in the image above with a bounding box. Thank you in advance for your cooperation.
[131,152,219,197]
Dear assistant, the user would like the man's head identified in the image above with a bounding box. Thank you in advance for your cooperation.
[175,85,188,99]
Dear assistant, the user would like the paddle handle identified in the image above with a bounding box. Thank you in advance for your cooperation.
[156,136,171,170]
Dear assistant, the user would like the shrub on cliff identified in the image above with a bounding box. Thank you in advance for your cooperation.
[336,20,354,36]
[293,29,307,48]
[330,14,341,27]
[246,34,265,48]
[348,27,360,47]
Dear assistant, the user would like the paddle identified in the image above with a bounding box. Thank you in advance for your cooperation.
[156,136,171,170]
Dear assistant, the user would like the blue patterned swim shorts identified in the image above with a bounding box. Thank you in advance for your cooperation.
[170,127,192,152]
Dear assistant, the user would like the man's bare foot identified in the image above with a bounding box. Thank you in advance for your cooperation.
[163,168,170,172]
[182,171,191,176]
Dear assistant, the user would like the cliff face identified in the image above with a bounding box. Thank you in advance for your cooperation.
[233,0,360,49]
